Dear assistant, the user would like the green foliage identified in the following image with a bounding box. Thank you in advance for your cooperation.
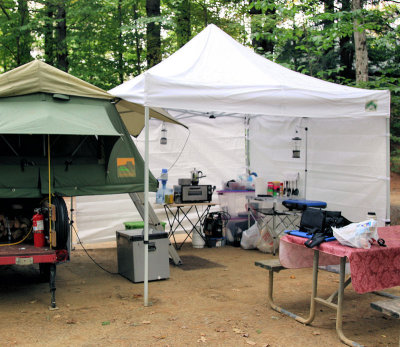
[0,0,399,171]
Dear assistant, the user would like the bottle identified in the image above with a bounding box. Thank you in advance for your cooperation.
[366,211,377,235]
[156,169,168,204]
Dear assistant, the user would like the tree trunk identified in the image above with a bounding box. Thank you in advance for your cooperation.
[146,0,161,68]
[117,0,124,84]
[55,1,68,72]
[176,0,190,48]
[132,2,142,75]
[44,1,55,66]
[339,0,354,80]
[16,0,31,65]
[249,0,274,55]
[352,0,368,83]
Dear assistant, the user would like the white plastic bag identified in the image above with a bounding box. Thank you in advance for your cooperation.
[256,225,274,253]
[240,224,260,250]
[332,219,378,249]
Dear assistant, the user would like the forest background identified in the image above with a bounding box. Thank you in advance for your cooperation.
[0,0,399,169]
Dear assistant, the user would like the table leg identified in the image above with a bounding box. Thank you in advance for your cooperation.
[267,250,318,324]
[295,250,319,324]
[267,252,363,346]
[165,205,195,250]
[336,257,364,347]
[193,205,213,244]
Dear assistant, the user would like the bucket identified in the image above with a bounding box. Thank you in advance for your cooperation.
[192,227,205,248]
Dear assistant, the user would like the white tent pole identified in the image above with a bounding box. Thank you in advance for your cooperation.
[144,106,149,306]
[245,115,250,174]
[386,117,391,223]
[304,126,308,200]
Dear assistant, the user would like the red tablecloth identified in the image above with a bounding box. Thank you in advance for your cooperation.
[279,226,400,294]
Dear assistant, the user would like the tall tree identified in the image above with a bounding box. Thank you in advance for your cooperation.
[43,0,55,66]
[55,1,68,71]
[132,1,143,75]
[249,0,275,56]
[117,0,124,83]
[352,0,368,82]
[146,0,161,68]
[339,0,354,80]
[176,0,191,48]
[16,0,31,65]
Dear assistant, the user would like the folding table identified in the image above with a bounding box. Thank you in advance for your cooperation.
[164,202,217,250]
[247,197,326,255]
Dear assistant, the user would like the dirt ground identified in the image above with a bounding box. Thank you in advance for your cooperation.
[1,177,400,347]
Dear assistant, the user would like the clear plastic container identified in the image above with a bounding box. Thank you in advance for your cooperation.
[217,190,255,217]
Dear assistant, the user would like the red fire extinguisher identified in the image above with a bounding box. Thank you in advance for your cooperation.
[32,209,45,248]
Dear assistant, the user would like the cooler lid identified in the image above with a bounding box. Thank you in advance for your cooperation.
[117,229,168,241]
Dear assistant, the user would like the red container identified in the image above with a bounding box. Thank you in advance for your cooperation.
[34,232,45,248]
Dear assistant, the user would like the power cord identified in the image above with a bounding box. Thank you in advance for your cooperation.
[71,223,118,275]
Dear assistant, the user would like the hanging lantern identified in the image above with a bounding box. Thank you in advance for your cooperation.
[160,122,167,145]
[292,135,302,158]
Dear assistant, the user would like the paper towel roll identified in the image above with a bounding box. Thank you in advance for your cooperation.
[255,177,267,196]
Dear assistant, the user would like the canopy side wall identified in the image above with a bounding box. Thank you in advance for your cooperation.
[249,115,388,223]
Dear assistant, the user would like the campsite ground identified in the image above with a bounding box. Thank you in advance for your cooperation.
[1,176,400,347]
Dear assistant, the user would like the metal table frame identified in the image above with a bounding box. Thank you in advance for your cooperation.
[268,250,362,347]
[247,197,300,255]
[164,202,216,250]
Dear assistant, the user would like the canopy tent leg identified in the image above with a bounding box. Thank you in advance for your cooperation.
[129,192,181,265]
[386,118,391,223]
[144,106,149,306]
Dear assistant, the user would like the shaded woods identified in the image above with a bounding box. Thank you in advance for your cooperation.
[0,0,399,167]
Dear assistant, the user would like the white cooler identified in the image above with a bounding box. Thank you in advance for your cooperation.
[116,229,170,283]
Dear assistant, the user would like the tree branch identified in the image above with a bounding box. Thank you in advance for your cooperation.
[0,1,11,20]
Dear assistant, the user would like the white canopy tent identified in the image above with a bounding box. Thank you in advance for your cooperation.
[83,24,390,305]
[110,23,390,221]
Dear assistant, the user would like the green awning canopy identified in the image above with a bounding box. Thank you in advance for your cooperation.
[0,94,120,136]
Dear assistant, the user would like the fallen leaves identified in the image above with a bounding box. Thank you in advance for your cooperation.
[153,335,166,340]
[197,336,207,343]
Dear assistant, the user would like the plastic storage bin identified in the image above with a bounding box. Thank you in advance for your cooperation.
[116,229,170,283]
[217,190,255,217]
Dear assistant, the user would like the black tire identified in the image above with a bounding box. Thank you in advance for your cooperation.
[52,196,70,250]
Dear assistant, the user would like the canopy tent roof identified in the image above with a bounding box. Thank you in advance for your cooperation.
[110,24,390,119]
[0,60,186,136]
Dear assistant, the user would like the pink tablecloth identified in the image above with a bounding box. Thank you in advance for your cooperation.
[279,226,400,294]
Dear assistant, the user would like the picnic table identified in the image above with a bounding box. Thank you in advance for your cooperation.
[274,226,400,346]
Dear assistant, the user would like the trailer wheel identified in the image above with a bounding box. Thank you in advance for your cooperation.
[52,196,70,250]
[39,263,51,282]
